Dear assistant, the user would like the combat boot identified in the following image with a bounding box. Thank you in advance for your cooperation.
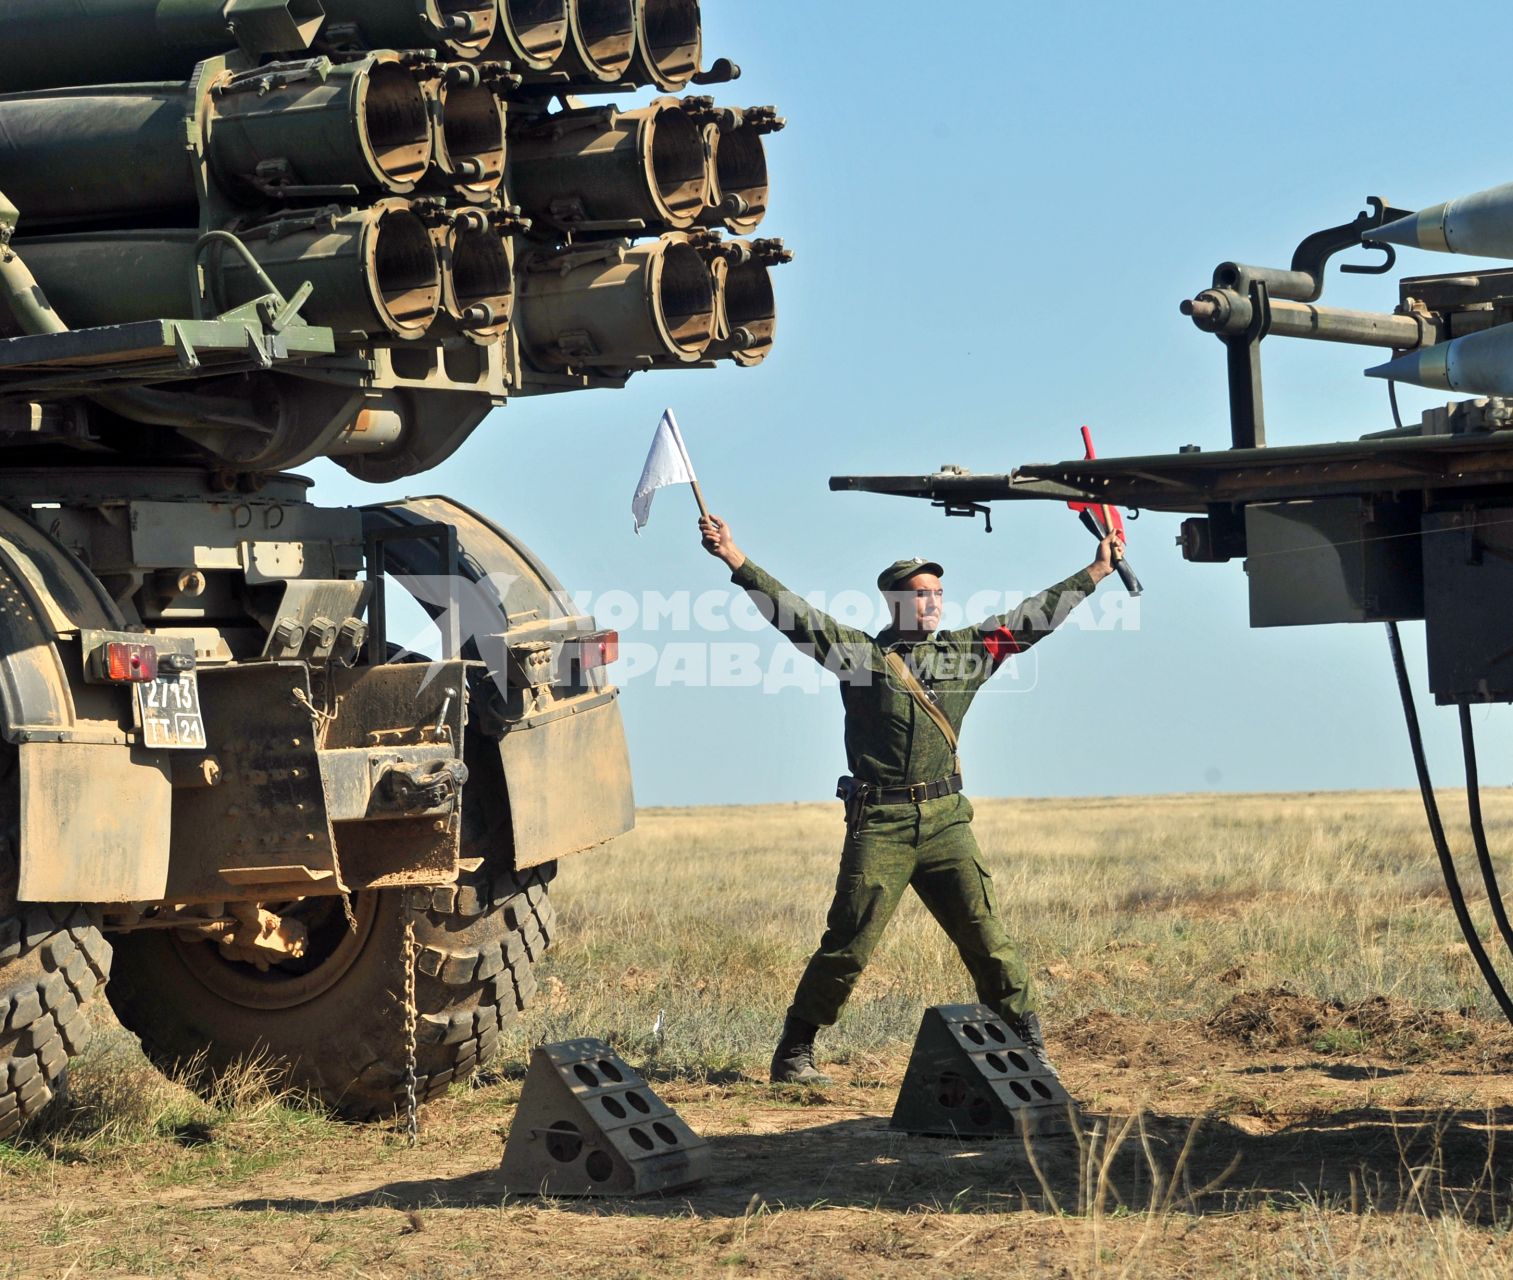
[769,1013,832,1085]
[1006,1011,1059,1077]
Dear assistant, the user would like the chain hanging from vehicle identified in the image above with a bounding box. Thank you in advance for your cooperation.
[402,915,420,1146]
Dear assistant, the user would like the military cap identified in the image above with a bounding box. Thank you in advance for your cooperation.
[877,557,944,592]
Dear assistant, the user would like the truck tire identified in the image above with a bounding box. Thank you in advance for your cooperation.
[105,858,555,1120]
[1,747,113,1140]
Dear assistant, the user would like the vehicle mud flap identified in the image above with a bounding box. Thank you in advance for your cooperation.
[890,1004,1079,1140]
[18,742,171,902]
[498,692,633,870]
[0,508,174,904]
[500,1038,709,1197]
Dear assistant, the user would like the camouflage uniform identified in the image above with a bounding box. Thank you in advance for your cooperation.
[731,558,1097,1029]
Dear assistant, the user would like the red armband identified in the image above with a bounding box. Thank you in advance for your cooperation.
[983,626,1022,670]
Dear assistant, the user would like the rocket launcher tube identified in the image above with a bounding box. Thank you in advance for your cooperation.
[222,202,442,338]
[0,0,325,92]
[508,101,708,231]
[208,55,435,197]
[516,236,715,368]
[318,0,498,59]
[0,217,389,469]
[627,0,702,92]
[420,80,507,203]
[0,84,196,229]
[432,213,515,341]
[0,56,435,227]
[548,0,637,84]
[17,203,441,339]
[698,115,775,236]
[704,240,788,367]
[488,0,571,72]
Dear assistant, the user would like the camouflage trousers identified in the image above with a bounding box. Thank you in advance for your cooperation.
[788,792,1037,1028]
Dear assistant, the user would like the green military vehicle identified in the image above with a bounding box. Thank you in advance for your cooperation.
[0,0,786,1136]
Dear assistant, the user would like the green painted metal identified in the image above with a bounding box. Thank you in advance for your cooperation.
[0,317,335,393]
[486,0,569,73]
[318,0,497,60]
[18,204,440,340]
[0,85,197,228]
[0,55,433,229]
[628,0,702,92]
[0,0,781,476]
[0,0,324,92]
[508,101,709,233]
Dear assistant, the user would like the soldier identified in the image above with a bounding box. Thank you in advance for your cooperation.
[698,513,1122,1084]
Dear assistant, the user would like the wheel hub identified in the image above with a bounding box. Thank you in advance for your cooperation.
[171,891,380,1011]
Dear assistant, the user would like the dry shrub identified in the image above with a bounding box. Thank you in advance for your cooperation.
[17,1035,205,1156]
[20,1023,322,1155]
[1206,986,1339,1051]
[1205,987,1511,1063]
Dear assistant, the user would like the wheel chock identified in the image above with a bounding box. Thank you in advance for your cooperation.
[500,1038,710,1196]
[889,1003,1080,1139]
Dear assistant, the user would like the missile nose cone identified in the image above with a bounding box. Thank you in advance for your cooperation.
[1365,346,1449,392]
[1366,182,1513,259]
[1370,204,1448,251]
[1366,324,1513,397]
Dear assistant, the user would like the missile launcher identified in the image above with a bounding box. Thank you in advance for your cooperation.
[0,0,790,1137]
[0,0,790,476]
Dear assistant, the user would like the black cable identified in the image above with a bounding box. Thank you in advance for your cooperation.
[1459,703,1513,957]
[1388,379,1404,432]
[1386,622,1513,1027]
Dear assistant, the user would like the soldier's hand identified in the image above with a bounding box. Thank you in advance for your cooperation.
[699,515,746,571]
[1089,530,1122,584]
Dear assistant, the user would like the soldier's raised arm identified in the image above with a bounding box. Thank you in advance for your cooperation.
[950,531,1120,675]
[698,515,869,666]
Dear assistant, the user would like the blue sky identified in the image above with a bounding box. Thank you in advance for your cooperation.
[309,0,1513,805]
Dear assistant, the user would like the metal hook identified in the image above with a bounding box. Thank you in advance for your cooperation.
[1341,238,1397,276]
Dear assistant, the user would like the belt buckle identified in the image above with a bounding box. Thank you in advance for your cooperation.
[909,782,925,803]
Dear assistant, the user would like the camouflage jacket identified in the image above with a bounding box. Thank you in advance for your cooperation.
[731,559,1097,789]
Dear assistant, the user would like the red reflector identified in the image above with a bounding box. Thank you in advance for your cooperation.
[580,631,619,670]
[105,641,157,683]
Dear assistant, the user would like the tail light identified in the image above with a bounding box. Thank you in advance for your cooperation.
[99,640,158,683]
[578,630,619,670]
[562,630,619,681]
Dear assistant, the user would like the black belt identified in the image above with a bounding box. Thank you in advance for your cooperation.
[837,773,963,807]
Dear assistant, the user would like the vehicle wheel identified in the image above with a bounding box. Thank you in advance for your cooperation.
[0,746,112,1140]
[105,756,555,1119]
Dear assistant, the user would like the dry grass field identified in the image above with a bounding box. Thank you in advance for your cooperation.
[4,791,1513,1278]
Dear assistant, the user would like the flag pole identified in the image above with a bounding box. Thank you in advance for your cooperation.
[690,479,710,519]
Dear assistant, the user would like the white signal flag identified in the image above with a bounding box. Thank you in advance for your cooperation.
[631,408,698,533]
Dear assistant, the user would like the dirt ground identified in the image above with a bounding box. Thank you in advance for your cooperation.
[5,994,1512,1279]
[7,793,1513,1277]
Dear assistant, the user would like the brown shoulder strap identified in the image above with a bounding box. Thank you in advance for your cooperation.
[883,651,959,761]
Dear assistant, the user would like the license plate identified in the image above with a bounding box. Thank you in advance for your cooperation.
[135,671,207,750]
